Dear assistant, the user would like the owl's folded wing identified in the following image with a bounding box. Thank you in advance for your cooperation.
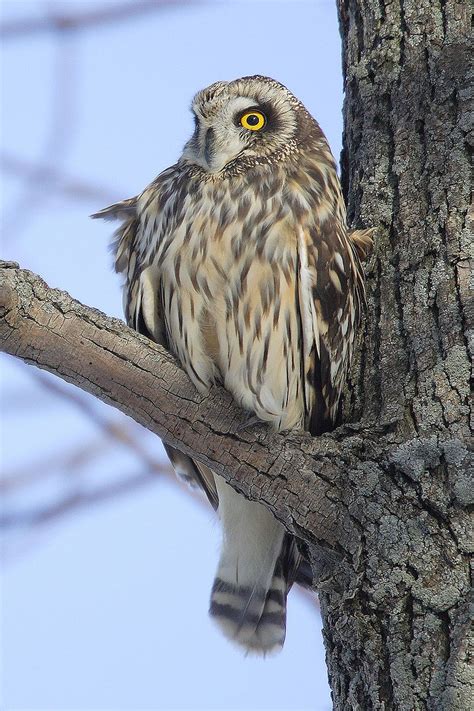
[91,196,219,510]
[297,221,367,434]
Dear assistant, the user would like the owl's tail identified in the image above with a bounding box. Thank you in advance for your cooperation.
[210,478,299,654]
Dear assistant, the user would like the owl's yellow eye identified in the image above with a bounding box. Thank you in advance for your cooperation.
[240,111,266,131]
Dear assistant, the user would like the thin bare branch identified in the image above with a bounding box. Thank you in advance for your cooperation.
[1,436,114,492]
[1,152,120,204]
[2,34,79,242]
[30,369,167,473]
[0,1,195,39]
[1,364,214,511]
[1,468,161,528]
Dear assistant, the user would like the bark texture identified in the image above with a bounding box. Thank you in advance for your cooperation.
[329,0,473,708]
[0,2,472,706]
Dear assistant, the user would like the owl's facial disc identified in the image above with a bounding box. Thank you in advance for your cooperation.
[182,96,264,172]
[181,83,298,173]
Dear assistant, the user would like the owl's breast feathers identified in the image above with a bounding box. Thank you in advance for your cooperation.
[95,150,367,435]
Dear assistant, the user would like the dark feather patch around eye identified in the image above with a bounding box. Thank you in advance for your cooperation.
[257,102,278,129]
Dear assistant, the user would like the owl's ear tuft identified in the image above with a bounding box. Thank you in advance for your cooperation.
[348,227,376,261]
[91,197,137,222]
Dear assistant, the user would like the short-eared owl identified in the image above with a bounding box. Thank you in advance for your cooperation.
[93,76,370,654]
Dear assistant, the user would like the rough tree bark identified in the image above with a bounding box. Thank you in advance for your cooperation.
[329,0,473,708]
[0,2,472,709]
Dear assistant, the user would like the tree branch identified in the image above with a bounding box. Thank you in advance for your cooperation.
[0,1,195,39]
[0,260,388,561]
[1,152,120,204]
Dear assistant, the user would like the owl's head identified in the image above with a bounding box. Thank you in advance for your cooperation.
[181,76,319,174]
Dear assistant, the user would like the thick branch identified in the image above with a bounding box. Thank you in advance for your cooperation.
[0,260,380,557]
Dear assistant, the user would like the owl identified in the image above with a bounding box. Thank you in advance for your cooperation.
[93,76,370,654]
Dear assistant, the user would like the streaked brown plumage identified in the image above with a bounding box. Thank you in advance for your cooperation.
[93,75,370,654]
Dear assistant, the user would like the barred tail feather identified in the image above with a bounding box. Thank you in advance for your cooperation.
[210,478,297,654]
[210,572,287,654]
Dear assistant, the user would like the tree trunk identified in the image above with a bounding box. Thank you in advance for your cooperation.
[320,1,473,708]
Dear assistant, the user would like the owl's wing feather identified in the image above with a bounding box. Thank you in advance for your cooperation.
[348,227,375,262]
[91,197,137,222]
[93,195,219,510]
[162,445,219,510]
[297,218,367,435]
[296,227,327,435]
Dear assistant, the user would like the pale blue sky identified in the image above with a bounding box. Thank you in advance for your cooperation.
[1,1,342,709]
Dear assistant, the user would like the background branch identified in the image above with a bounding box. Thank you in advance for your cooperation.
[0,1,195,39]
[1,152,120,204]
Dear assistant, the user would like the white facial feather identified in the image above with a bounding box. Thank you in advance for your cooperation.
[181,80,298,173]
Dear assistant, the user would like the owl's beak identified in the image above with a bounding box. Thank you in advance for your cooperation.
[182,124,239,173]
[201,128,229,172]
